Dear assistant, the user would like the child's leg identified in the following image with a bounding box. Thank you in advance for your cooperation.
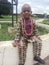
[37,42,42,57]
[33,41,42,57]
[18,44,27,65]
[33,41,45,64]
[33,41,37,57]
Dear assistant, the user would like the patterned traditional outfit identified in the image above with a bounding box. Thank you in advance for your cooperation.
[14,18,42,64]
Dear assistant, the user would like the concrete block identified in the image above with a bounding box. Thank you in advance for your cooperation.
[0,41,34,65]
[0,34,49,65]
[41,39,49,59]
[8,27,15,33]
[0,46,5,65]
[3,47,19,65]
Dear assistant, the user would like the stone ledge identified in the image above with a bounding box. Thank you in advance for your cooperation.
[40,33,49,40]
[8,27,14,33]
[0,34,49,65]
[8,27,16,33]
[8,24,17,33]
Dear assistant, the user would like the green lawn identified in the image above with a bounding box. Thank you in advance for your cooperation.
[0,15,19,21]
[0,15,12,21]
[0,15,39,21]
[0,23,49,41]
[0,23,15,41]
[32,17,40,20]
[42,19,49,25]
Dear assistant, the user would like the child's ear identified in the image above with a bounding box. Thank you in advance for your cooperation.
[30,11,32,15]
[20,12,22,16]
[31,11,32,14]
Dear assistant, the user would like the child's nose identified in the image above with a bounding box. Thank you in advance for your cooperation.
[25,11,28,13]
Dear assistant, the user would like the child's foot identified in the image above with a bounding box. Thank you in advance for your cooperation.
[19,64,24,65]
[34,63,39,65]
[34,56,45,64]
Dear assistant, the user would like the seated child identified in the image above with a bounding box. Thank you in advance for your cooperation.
[12,4,45,65]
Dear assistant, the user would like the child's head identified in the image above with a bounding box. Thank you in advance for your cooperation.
[21,4,32,19]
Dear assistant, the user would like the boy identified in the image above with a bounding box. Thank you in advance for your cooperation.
[12,4,45,65]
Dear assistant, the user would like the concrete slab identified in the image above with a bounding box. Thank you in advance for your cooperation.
[0,46,5,65]
[0,41,19,65]
[0,34,49,65]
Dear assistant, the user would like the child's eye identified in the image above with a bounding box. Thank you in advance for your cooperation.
[23,10,30,12]
[23,10,26,12]
[28,10,30,12]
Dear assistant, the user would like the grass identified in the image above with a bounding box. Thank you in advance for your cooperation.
[0,23,49,41]
[42,19,49,25]
[32,17,40,20]
[0,15,19,21]
[0,15,39,21]
[0,15,12,21]
[0,23,15,41]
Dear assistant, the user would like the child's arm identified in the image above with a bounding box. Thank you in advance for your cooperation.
[33,21,42,42]
[12,21,22,47]
[15,21,22,42]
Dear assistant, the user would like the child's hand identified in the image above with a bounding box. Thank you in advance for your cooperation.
[33,36,42,43]
[12,41,20,47]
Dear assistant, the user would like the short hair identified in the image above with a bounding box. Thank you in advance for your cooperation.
[21,4,31,12]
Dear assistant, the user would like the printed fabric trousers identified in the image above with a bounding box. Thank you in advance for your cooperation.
[18,39,42,64]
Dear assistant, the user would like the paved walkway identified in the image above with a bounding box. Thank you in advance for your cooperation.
[35,19,49,30]
[36,22,49,30]
[0,21,17,24]
[0,21,12,23]
[35,19,44,23]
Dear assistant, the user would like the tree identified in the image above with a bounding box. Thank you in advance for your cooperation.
[0,0,12,18]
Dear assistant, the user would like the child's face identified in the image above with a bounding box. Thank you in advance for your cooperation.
[22,7,32,19]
